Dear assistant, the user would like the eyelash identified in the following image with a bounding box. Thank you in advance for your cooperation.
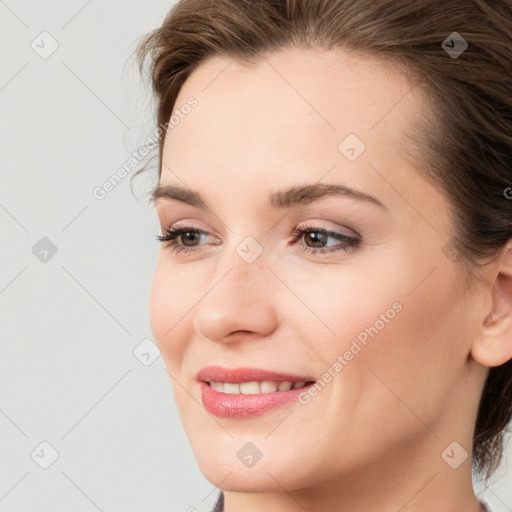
[155,223,360,256]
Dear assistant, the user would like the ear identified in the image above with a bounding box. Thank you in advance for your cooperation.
[471,240,512,367]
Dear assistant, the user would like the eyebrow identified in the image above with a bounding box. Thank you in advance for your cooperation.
[151,182,385,210]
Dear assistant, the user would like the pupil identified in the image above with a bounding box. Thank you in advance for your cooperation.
[308,232,325,247]
[183,232,197,245]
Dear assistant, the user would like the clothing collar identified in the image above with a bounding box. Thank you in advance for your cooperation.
[211,491,491,511]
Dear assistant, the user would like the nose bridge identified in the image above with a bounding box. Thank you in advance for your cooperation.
[207,234,270,306]
[192,234,278,341]
[213,224,272,282]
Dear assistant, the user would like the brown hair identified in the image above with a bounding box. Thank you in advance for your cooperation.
[133,0,512,481]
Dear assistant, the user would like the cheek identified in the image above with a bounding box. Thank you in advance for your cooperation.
[285,261,407,361]
[294,251,465,416]
[332,261,466,435]
[149,260,192,369]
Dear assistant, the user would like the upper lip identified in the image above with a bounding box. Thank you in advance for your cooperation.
[197,366,316,384]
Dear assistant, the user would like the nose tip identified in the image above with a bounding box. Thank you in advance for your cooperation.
[192,260,278,345]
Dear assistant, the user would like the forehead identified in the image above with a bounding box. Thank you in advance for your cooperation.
[173,48,418,127]
[165,48,421,154]
[159,47,432,215]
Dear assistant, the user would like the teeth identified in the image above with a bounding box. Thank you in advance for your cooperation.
[208,380,309,394]
[278,381,292,391]
[210,381,224,392]
[239,381,260,394]
[261,381,278,393]
[224,383,239,394]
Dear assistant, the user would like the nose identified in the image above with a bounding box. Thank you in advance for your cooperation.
[192,248,278,344]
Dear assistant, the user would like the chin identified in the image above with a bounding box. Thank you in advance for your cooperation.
[197,459,294,493]
[191,441,319,493]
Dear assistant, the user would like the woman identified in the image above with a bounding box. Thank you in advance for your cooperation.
[133,0,512,510]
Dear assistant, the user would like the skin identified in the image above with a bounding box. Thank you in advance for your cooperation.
[149,48,512,512]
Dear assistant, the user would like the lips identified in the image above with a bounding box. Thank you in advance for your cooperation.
[196,366,316,384]
[197,366,317,418]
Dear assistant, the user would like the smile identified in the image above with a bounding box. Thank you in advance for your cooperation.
[206,380,311,394]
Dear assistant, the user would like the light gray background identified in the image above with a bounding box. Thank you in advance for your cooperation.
[1,1,511,511]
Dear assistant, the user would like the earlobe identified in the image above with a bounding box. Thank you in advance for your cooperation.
[470,241,512,368]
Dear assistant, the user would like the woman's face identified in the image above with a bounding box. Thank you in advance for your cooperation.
[149,48,485,495]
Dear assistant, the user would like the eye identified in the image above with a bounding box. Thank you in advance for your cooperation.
[156,222,360,256]
[290,222,360,255]
[155,225,218,254]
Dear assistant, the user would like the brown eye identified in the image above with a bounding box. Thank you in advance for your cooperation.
[291,225,360,255]
[156,227,213,254]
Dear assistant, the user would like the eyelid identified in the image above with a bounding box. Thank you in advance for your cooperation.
[161,219,216,235]
[161,219,357,242]
[297,219,360,238]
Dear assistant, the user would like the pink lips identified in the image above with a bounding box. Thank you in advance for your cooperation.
[197,366,316,419]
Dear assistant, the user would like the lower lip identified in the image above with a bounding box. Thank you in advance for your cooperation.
[200,381,312,418]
